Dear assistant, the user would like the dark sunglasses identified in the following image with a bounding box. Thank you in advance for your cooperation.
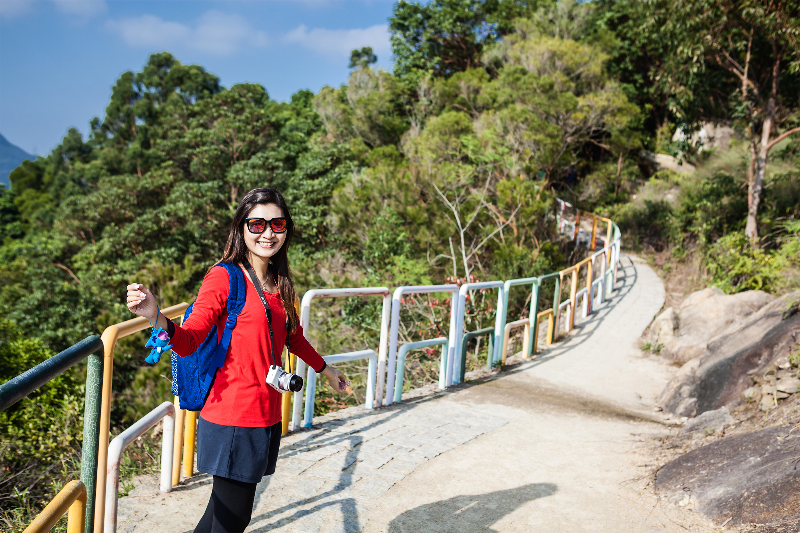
[245,217,288,234]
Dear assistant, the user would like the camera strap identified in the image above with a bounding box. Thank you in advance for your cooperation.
[243,259,278,368]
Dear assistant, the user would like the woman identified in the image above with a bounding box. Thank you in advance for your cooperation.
[126,188,347,533]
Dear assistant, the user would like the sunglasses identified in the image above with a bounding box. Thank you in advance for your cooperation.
[245,217,288,234]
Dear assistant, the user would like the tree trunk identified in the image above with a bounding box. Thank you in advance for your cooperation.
[745,49,780,246]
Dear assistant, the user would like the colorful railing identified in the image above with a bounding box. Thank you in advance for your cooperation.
[0,336,103,533]
[8,198,620,532]
[94,304,189,533]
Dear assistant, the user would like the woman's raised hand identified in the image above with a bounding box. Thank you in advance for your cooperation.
[321,365,349,393]
[126,283,158,322]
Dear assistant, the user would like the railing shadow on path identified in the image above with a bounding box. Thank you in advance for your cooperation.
[386,483,558,533]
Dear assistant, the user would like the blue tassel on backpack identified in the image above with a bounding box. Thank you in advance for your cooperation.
[170,263,247,411]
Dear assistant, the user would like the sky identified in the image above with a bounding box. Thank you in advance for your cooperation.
[0,0,397,156]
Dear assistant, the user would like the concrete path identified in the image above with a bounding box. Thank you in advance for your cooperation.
[116,255,717,533]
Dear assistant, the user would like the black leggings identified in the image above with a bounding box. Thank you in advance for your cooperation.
[194,475,258,533]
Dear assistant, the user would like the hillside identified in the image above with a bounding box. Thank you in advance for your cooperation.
[0,133,33,189]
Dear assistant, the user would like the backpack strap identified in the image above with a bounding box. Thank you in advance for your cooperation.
[200,263,247,390]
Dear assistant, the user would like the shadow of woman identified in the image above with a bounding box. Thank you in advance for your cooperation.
[387,482,557,533]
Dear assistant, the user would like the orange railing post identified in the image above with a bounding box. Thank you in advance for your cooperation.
[23,480,87,533]
[94,303,189,533]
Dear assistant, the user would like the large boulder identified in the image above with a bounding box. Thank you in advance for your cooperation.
[649,307,676,348]
[655,426,800,528]
[658,292,800,417]
[661,288,774,365]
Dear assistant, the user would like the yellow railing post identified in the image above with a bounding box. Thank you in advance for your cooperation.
[183,410,197,478]
[533,309,555,353]
[573,211,581,241]
[591,216,598,250]
[94,303,189,533]
[171,397,185,486]
[24,480,86,533]
[281,350,295,435]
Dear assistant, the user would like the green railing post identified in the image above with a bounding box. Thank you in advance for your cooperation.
[459,327,496,382]
[81,352,103,533]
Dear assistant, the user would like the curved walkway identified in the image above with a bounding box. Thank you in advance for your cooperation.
[116,256,716,533]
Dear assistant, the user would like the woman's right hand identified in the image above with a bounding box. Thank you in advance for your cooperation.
[126,283,158,322]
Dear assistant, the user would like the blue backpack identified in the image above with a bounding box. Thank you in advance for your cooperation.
[171,262,247,411]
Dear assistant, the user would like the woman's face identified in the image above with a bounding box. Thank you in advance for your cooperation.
[243,203,288,264]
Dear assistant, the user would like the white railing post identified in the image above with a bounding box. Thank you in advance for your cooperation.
[104,401,174,533]
[291,287,390,429]
[384,285,459,405]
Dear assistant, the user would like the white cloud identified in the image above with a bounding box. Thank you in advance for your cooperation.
[105,11,269,56]
[284,24,390,60]
[50,0,106,16]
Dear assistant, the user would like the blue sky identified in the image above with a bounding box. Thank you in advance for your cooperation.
[0,0,397,156]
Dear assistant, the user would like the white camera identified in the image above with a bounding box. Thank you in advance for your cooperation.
[266,365,303,393]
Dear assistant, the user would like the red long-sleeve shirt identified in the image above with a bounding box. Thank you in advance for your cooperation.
[171,266,325,427]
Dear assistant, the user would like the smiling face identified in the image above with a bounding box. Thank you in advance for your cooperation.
[243,203,288,264]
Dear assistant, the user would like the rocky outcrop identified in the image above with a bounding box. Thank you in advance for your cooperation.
[660,287,774,365]
[658,292,800,417]
[655,426,800,528]
[641,151,696,174]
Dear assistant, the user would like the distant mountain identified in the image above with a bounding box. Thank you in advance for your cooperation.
[0,133,34,189]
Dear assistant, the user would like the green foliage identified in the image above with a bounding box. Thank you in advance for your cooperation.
[0,321,83,530]
[349,47,378,69]
[708,231,800,294]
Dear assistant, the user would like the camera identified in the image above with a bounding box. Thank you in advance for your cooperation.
[266,365,303,393]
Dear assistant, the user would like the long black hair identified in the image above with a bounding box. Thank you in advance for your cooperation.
[219,188,299,334]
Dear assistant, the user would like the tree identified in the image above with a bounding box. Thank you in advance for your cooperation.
[655,0,800,245]
[349,47,378,69]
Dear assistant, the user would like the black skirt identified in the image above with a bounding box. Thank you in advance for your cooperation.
[196,416,282,483]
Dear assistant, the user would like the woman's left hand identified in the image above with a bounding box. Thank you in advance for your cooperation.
[321,365,348,392]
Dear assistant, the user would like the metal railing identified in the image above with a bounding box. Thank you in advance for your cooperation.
[94,303,189,533]
[302,350,378,427]
[458,327,495,383]
[8,197,621,531]
[292,287,391,430]
[453,281,505,382]
[104,401,175,533]
[393,337,448,403]
[385,285,459,404]
[0,335,103,533]
[22,480,87,533]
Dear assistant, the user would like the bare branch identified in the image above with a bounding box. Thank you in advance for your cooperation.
[766,127,800,151]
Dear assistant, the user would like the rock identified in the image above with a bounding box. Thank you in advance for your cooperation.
[742,387,759,400]
[649,307,676,349]
[656,426,800,527]
[672,123,736,152]
[776,357,792,370]
[657,291,800,417]
[760,395,775,411]
[641,151,696,174]
[661,288,775,365]
[776,377,800,394]
[680,407,733,435]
